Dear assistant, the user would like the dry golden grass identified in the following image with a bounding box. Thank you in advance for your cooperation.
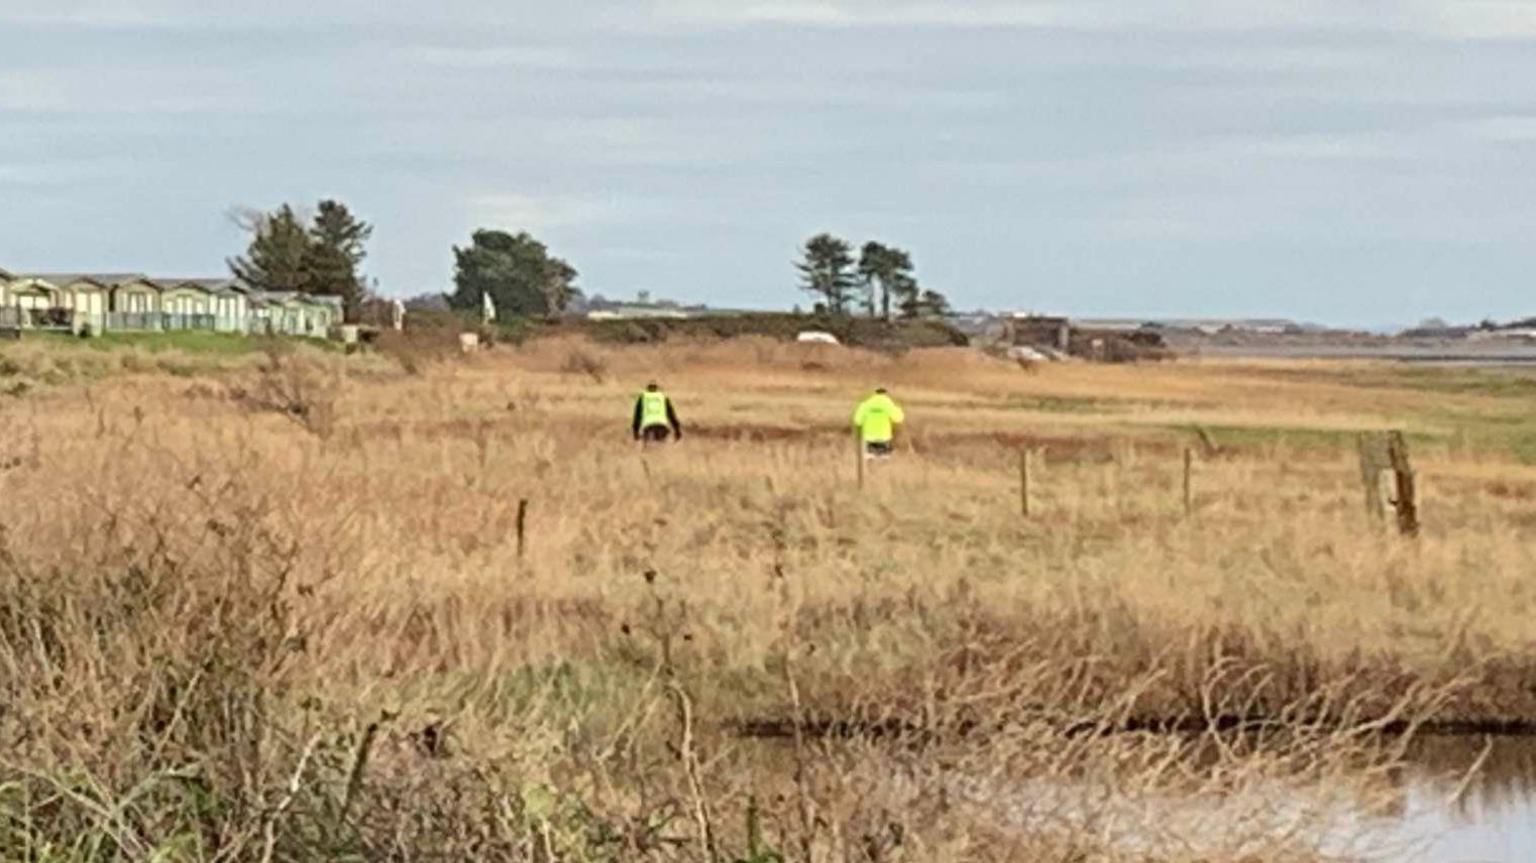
[2,334,1533,860]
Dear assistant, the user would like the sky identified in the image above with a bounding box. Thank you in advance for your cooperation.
[2,1,1535,326]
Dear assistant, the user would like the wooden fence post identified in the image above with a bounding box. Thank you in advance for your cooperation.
[1182,448,1194,517]
[516,498,530,560]
[1357,433,1387,522]
[855,431,865,490]
[1019,449,1031,518]
[1387,432,1420,538]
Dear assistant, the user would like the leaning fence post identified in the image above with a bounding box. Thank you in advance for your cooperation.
[1386,432,1420,537]
[516,498,530,560]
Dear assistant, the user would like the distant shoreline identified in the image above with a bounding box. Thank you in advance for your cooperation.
[1178,343,1536,365]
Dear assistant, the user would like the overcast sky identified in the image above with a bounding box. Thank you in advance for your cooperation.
[2,1,1534,325]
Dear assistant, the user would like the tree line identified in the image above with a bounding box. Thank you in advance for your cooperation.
[795,233,950,320]
[230,203,952,324]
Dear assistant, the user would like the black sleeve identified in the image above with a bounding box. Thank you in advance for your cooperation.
[667,399,682,437]
[632,397,643,439]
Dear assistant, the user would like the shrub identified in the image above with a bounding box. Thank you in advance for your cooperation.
[560,346,609,383]
[231,345,341,437]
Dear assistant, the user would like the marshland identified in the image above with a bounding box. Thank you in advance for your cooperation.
[3,333,1536,860]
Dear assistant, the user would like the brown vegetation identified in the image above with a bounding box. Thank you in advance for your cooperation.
[2,335,1533,859]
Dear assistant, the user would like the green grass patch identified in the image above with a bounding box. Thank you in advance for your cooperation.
[1361,366,1536,399]
[27,330,335,355]
[1427,410,1536,464]
[1179,423,1446,453]
[1257,363,1536,400]
[1003,394,1121,414]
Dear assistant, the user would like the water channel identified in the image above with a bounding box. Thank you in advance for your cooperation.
[1384,735,1536,862]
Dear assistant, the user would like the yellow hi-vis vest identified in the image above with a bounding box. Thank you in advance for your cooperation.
[640,391,670,428]
[852,393,904,443]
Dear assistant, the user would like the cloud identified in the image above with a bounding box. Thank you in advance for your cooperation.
[1460,116,1536,142]
[1423,1,1536,38]
[401,44,589,71]
[0,0,647,32]
[0,159,128,187]
[464,193,634,231]
[653,0,1536,38]
[0,66,259,114]
[10,0,1529,40]
[5,0,1536,322]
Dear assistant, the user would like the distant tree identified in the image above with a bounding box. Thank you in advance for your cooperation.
[450,229,579,319]
[230,200,375,321]
[855,266,876,317]
[403,292,451,311]
[858,241,917,321]
[917,288,952,318]
[795,233,858,315]
[229,204,313,294]
[305,200,373,321]
[540,257,583,315]
[889,266,921,318]
[895,281,950,319]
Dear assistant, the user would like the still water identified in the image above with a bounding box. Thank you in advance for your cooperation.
[1388,736,1536,863]
[759,732,1536,860]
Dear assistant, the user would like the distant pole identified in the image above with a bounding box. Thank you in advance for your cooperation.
[1019,449,1031,518]
[855,431,865,489]
[516,498,530,560]
[1182,448,1194,517]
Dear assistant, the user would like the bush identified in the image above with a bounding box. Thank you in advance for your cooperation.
[230,345,342,437]
[572,313,969,351]
[560,346,609,382]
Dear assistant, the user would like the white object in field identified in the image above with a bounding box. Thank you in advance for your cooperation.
[796,330,840,345]
[459,332,480,353]
[481,291,497,324]
[391,299,405,331]
[340,325,360,345]
[1007,346,1049,363]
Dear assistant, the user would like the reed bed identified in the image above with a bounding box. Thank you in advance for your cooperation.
[1,335,1531,860]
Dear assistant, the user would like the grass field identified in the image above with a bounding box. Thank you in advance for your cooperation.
[2,333,1534,860]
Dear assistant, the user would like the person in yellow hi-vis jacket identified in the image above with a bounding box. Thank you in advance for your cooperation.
[852,387,904,458]
[632,381,683,444]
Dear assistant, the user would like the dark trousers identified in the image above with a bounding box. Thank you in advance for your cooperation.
[641,425,672,443]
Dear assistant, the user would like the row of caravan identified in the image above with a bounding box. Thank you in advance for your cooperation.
[0,270,343,337]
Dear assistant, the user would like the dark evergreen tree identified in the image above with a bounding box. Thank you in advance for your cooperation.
[305,199,373,321]
[858,241,917,321]
[228,205,313,294]
[795,233,858,315]
[916,288,952,318]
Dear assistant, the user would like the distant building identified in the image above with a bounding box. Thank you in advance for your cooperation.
[1006,315,1072,352]
[1074,317,1303,335]
[585,292,711,320]
[0,269,341,337]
